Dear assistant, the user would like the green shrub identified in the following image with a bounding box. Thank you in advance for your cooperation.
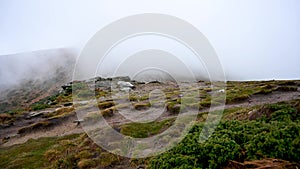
[31,103,50,111]
[149,102,300,169]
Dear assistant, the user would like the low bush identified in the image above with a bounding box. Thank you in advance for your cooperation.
[31,103,50,111]
[149,102,300,169]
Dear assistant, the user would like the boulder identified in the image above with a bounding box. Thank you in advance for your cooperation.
[117,81,135,91]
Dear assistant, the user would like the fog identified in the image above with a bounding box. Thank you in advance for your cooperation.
[0,0,300,86]
[0,49,76,94]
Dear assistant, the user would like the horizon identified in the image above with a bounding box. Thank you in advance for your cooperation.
[0,0,299,83]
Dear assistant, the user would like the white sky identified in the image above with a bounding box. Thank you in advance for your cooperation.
[0,0,299,80]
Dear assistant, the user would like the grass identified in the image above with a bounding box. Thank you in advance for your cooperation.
[199,99,212,107]
[166,102,181,114]
[55,94,72,104]
[275,86,298,92]
[4,108,26,116]
[95,89,108,98]
[223,80,297,104]
[101,107,115,117]
[30,103,50,111]
[43,107,74,119]
[1,80,299,168]
[133,102,151,110]
[0,113,13,124]
[18,121,53,134]
[83,107,115,122]
[98,152,119,167]
[77,158,97,169]
[0,134,79,169]
[120,118,175,138]
[226,93,249,104]
[1,99,299,169]
[98,100,115,109]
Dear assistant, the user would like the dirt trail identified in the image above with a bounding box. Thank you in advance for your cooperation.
[211,90,300,111]
[1,89,299,147]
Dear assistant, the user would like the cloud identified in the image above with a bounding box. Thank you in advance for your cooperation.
[0,0,299,81]
[0,48,76,93]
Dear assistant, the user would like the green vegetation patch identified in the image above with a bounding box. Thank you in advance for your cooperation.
[120,118,175,138]
[0,134,79,169]
[98,100,115,110]
[133,102,151,110]
[149,101,300,169]
[30,102,50,111]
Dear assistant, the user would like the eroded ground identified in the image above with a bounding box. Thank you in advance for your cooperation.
[0,78,300,168]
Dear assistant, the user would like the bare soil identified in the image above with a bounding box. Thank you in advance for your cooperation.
[1,86,299,148]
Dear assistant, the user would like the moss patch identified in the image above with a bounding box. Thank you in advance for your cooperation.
[120,118,175,138]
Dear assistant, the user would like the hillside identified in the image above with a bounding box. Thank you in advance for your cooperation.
[0,77,299,169]
[0,49,75,113]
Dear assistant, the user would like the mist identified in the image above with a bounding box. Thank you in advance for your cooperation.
[0,0,300,86]
[0,49,76,95]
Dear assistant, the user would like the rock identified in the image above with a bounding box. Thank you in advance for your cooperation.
[25,110,53,119]
[117,81,134,88]
[26,111,44,119]
[218,89,225,93]
[120,87,132,92]
[95,81,111,89]
[112,76,131,82]
[63,102,73,107]
[73,119,84,126]
[74,100,91,106]
[61,83,72,94]
[61,83,72,90]
[47,100,57,105]
[61,76,133,92]
[147,80,161,84]
[131,80,145,85]
[117,81,135,91]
